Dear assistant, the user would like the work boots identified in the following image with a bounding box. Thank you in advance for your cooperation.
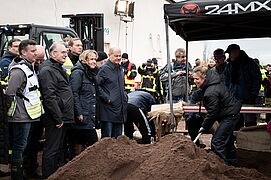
[10,161,23,180]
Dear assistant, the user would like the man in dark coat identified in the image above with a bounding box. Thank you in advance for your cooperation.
[67,38,83,65]
[38,42,74,178]
[213,48,227,83]
[0,38,21,81]
[224,44,261,127]
[96,47,127,138]
[193,66,241,165]
[124,90,156,144]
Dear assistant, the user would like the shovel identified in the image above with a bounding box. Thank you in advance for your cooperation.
[193,132,202,144]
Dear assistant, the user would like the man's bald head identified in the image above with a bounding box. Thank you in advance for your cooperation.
[108,47,121,64]
[35,45,45,65]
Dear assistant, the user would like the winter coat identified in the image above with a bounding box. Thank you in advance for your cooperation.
[5,58,40,122]
[70,61,98,129]
[38,58,74,126]
[128,91,155,113]
[160,61,192,97]
[200,70,241,131]
[68,52,79,65]
[96,60,127,123]
[213,62,227,83]
[224,50,261,103]
[0,83,9,164]
[0,51,18,80]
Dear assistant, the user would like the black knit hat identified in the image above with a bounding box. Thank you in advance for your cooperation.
[121,53,128,59]
[97,51,108,62]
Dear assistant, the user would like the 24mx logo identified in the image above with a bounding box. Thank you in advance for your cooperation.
[205,0,271,15]
[180,3,200,14]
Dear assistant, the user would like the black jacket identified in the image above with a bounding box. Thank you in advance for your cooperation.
[0,84,8,164]
[39,58,74,126]
[70,61,98,129]
[68,52,79,65]
[128,91,155,113]
[121,61,137,79]
[96,60,127,123]
[201,70,241,131]
[224,50,261,103]
[0,51,18,79]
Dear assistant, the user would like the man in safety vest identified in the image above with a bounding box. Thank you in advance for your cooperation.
[121,53,137,93]
[23,45,45,179]
[5,39,43,180]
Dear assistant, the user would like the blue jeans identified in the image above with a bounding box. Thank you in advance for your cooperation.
[11,122,31,162]
[101,122,122,138]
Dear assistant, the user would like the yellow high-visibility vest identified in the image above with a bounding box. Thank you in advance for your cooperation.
[8,63,43,119]
[63,57,74,75]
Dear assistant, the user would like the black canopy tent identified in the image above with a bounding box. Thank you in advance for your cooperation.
[164,0,271,41]
[163,0,271,132]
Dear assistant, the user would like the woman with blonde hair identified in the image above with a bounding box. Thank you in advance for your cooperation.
[207,58,216,69]
[70,49,99,155]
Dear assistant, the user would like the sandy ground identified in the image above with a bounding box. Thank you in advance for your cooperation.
[49,134,270,180]
[1,119,271,179]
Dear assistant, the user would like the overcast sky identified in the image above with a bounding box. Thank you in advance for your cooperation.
[189,38,271,66]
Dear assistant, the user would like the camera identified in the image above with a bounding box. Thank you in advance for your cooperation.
[146,59,153,68]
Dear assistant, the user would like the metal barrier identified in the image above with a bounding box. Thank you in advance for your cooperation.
[183,105,271,114]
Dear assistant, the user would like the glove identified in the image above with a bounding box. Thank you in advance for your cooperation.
[267,120,271,134]
[198,127,205,134]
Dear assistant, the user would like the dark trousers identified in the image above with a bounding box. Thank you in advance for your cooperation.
[23,121,43,173]
[185,113,203,145]
[124,104,153,144]
[211,114,239,165]
[243,97,257,127]
[73,128,98,146]
[42,123,66,178]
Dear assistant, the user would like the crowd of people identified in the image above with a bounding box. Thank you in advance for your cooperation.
[0,37,270,179]
[0,38,159,179]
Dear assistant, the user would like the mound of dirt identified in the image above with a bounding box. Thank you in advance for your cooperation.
[49,134,269,180]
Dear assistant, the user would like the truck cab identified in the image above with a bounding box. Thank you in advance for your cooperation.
[0,14,104,58]
[0,24,78,58]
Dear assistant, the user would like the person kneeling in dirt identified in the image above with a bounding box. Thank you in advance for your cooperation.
[124,90,156,144]
[193,66,241,166]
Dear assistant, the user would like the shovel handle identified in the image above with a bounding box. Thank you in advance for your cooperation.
[193,132,202,143]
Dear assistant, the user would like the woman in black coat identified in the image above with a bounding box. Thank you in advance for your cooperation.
[70,50,99,155]
[193,66,241,166]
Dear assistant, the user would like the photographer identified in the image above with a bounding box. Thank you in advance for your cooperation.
[138,59,160,103]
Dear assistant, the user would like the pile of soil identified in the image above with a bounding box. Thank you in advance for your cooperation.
[50,134,269,180]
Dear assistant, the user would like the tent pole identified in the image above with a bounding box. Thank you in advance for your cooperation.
[165,16,175,134]
[185,41,189,102]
